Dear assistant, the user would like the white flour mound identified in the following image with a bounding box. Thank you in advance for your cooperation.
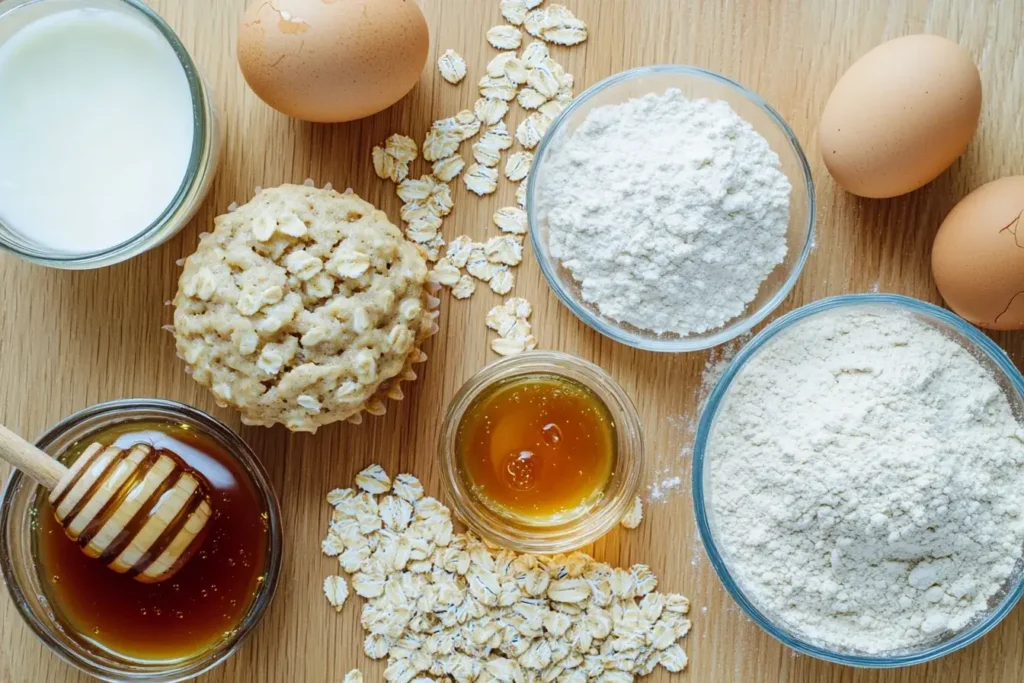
[540,88,791,336]
[708,307,1024,653]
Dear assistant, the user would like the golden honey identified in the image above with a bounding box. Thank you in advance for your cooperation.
[34,420,269,661]
[455,373,616,521]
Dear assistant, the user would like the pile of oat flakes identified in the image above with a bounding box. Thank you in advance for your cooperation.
[371,1,588,356]
[325,465,690,683]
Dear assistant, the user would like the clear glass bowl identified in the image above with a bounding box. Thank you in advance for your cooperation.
[692,294,1024,667]
[0,0,219,269]
[527,65,815,352]
[0,399,282,682]
[439,351,643,553]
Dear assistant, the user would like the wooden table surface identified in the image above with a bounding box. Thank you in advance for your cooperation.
[3,0,1024,681]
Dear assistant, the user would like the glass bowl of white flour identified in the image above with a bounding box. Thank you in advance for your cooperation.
[694,294,1024,666]
[528,65,814,352]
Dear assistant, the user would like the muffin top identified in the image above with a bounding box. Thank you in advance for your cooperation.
[173,184,435,432]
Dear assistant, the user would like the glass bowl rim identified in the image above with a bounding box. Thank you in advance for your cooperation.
[0,0,211,267]
[438,350,644,553]
[0,398,284,682]
[526,63,817,353]
[691,293,1024,667]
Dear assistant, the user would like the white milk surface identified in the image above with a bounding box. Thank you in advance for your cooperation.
[0,7,194,254]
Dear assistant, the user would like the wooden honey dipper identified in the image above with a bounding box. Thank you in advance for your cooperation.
[0,424,213,583]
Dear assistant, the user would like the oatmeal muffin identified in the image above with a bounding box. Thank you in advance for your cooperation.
[173,184,437,432]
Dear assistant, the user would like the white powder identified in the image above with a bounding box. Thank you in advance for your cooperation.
[540,89,791,336]
[708,307,1024,653]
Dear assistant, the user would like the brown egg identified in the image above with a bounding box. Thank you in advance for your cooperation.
[932,176,1024,330]
[819,35,982,198]
[237,0,429,123]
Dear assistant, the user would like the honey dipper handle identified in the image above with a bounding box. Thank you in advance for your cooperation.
[0,424,68,491]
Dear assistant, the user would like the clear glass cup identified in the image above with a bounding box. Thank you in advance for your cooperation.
[528,65,816,352]
[440,351,644,553]
[0,0,219,269]
[0,399,282,682]
[693,294,1024,667]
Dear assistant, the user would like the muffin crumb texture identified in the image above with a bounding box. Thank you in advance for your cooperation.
[173,184,436,432]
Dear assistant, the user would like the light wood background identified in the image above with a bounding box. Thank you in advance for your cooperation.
[2,0,1024,681]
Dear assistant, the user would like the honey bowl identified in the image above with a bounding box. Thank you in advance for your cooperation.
[439,351,644,554]
[0,399,282,682]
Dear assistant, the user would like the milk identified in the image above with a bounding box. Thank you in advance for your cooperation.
[0,7,195,254]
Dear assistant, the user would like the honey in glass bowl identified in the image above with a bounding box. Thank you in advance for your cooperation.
[34,420,270,662]
[455,373,616,523]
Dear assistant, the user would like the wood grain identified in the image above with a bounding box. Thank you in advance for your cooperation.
[2,1,1023,681]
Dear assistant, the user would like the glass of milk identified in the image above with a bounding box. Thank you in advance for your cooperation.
[0,0,218,269]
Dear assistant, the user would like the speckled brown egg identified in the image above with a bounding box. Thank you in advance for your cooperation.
[819,35,982,198]
[932,176,1024,330]
[237,0,429,123]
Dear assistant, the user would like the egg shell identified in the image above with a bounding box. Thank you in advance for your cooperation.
[819,34,981,199]
[237,0,429,123]
[932,176,1024,330]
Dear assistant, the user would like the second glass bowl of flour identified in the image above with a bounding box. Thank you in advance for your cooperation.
[694,294,1024,666]
[528,65,815,352]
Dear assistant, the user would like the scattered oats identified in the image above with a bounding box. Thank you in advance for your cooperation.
[396,177,434,203]
[504,58,529,85]
[505,297,532,319]
[486,51,518,78]
[632,564,658,596]
[429,258,461,286]
[339,545,371,573]
[620,496,644,529]
[516,113,552,149]
[485,235,523,266]
[322,534,345,557]
[422,127,461,162]
[323,394,691,682]
[489,267,514,295]
[486,24,523,50]
[385,134,418,163]
[479,122,513,151]
[324,575,349,611]
[467,244,498,281]
[493,206,528,235]
[446,235,475,268]
[486,304,518,335]
[343,670,363,683]
[393,474,424,503]
[516,87,548,110]
[472,139,502,167]
[544,20,587,47]
[516,182,527,208]
[426,182,454,216]
[452,275,476,299]
[421,234,445,262]
[478,75,518,102]
[435,110,481,140]
[661,643,689,673]
[406,217,440,244]
[523,7,552,38]
[438,49,467,84]
[372,146,395,180]
[464,164,499,196]
[492,335,527,356]
[474,97,509,126]
[526,59,561,98]
[504,152,533,182]
[539,99,566,119]
[432,154,465,183]
[521,40,549,68]
[355,464,391,494]
[500,0,528,25]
